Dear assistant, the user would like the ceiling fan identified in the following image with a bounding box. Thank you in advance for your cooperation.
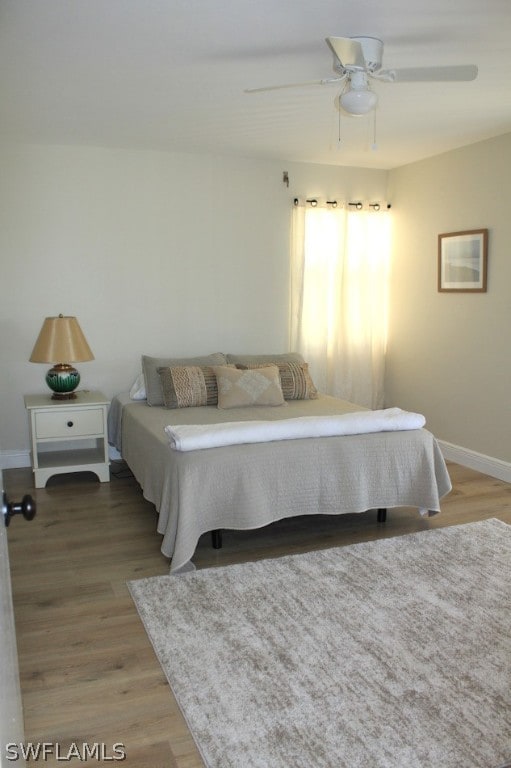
[245,37,478,116]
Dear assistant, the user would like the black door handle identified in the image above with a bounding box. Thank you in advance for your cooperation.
[3,492,36,527]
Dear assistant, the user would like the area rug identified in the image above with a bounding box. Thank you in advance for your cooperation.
[129,519,511,768]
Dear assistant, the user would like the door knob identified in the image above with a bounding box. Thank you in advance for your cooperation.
[2,492,36,527]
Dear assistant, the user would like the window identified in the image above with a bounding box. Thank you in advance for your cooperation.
[290,204,391,408]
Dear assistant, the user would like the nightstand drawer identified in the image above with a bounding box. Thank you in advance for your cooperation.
[34,408,104,439]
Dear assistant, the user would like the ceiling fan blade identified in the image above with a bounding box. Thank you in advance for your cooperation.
[389,64,478,82]
[244,76,345,94]
[325,37,365,68]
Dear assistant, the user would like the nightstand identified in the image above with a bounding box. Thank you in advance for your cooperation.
[24,390,110,488]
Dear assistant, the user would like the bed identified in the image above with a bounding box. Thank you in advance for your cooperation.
[108,352,452,573]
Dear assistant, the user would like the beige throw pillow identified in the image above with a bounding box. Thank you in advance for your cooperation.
[213,365,286,409]
[142,352,227,406]
[238,361,318,400]
[158,365,230,409]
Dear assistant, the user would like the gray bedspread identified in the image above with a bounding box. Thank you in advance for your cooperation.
[108,394,452,572]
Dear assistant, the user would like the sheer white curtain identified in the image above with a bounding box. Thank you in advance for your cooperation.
[290,204,391,408]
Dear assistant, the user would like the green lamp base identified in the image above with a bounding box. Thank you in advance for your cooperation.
[46,364,80,400]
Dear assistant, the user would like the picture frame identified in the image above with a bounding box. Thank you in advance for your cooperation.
[438,229,488,292]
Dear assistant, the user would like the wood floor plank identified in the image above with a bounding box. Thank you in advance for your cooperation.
[4,461,511,768]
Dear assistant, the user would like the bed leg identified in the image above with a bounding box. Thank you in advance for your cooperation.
[211,530,223,549]
[377,508,387,523]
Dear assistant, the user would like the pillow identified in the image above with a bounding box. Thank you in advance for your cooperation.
[226,352,305,366]
[142,353,227,406]
[238,361,318,401]
[158,365,233,409]
[129,373,147,400]
[213,365,286,409]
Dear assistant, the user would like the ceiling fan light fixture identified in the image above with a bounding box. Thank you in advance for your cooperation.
[340,86,378,115]
[339,70,378,115]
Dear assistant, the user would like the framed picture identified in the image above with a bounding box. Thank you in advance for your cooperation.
[438,229,488,292]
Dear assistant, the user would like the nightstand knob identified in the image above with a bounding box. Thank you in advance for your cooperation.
[67,421,74,427]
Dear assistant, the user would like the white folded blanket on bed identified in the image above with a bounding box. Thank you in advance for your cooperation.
[164,408,426,452]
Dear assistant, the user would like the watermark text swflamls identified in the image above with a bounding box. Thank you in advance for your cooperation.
[5,742,126,762]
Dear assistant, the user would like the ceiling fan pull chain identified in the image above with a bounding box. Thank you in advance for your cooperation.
[372,109,378,151]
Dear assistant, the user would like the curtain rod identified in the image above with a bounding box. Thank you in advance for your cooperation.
[293,198,391,210]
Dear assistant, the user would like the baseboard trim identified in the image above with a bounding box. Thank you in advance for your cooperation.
[0,450,31,470]
[2,444,510,484]
[439,440,511,483]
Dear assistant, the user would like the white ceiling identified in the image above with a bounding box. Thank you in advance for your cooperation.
[1,0,511,170]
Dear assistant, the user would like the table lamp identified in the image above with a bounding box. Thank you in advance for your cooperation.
[29,315,94,399]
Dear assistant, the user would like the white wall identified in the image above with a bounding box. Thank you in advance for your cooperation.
[386,133,511,470]
[0,142,388,464]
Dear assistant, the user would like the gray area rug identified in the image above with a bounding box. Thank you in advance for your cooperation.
[129,520,511,768]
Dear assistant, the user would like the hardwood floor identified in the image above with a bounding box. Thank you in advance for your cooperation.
[4,461,511,768]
